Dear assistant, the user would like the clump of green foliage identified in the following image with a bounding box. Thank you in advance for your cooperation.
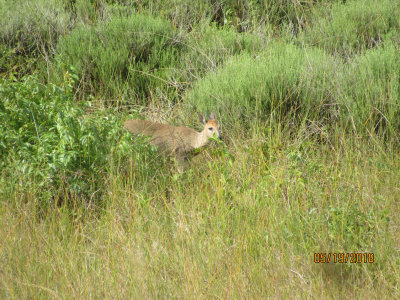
[186,41,339,128]
[55,13,182,104]
[303,0,400,56]
[0,75,160,205]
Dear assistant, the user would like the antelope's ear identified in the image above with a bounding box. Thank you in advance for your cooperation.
[209,111,216,119]
[198,112,206,124]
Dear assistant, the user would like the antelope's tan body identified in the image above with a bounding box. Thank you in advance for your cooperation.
[124,113,220,169]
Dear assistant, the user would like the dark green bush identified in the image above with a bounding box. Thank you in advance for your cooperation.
[303,0,400,56]
[185,41,340,128]
[55,13,181,104]
[0,75,159,203]
[0,45,39,78]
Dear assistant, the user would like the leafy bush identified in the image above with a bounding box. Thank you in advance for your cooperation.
[303,0,400,56]
[339,43,400,137]
[185,41,340,128]
[0,75,158,203]
[55,13,181,103]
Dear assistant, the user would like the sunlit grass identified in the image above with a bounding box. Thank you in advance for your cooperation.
[1,124,399,298]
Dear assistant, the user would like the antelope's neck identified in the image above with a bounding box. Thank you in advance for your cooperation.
[194,130,209,149]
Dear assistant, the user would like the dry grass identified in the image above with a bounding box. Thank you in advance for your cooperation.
[1,126,399,298]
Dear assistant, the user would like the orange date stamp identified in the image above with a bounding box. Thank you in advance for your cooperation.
[314,252,374,264]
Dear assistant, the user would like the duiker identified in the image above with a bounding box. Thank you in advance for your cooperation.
[124,112,221,170]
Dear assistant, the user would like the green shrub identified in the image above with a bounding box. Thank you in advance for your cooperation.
[55,13,181,104]
[303,0,400,56]
[178,24,263,84]
[339,43,400,137]
[0,75,159,204]
[185,41,340,128]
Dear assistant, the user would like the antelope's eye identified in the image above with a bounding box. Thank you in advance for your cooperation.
[208,127,213,131]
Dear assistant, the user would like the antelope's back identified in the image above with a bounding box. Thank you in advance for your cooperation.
[124,119,197,154]
[124,120,163,136]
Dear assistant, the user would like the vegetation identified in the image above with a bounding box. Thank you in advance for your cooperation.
[302,0,400,56]
[186,42,339,128]
[340,42,400,137]
[1,0,399,298]
[55,13,181,103]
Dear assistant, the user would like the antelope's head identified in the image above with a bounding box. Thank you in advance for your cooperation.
[199,112,221,142]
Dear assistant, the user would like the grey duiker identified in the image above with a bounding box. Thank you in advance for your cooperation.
[124,112,220,170]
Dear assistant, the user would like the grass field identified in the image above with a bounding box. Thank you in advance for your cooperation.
[1,0,399,298]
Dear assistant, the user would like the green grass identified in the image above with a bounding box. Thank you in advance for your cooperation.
[55,13,181,104]
[177,23,263,84]
[1,0,400,298]
[0,0,69,78]
[1,127,399,298]
[303,0,400,56]
[339,42,400,137]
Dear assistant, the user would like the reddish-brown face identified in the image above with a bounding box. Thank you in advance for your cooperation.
[198,112,221,140]
[204,119,220,140]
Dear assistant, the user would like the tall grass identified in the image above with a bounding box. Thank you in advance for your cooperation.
[0,0,70,77]
[1,125,399,298]
[0,0,69,55]
[303,0,400,56]
[339,43,400,138]
[126,0,334,33]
